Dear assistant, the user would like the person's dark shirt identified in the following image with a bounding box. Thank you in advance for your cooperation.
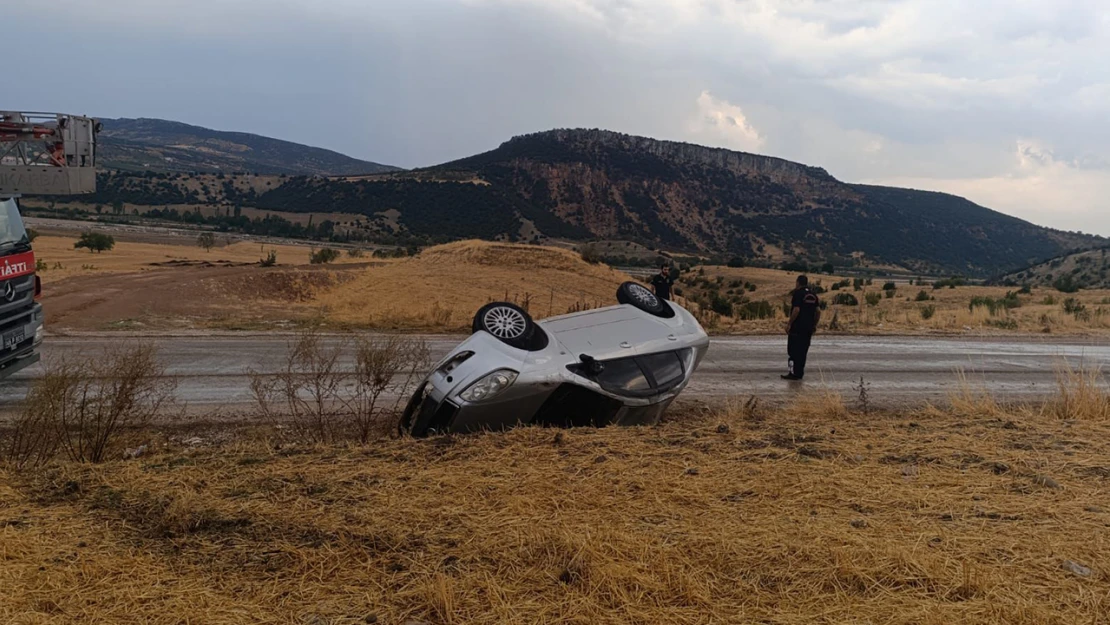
[790,287,820,335]
[652,272,675,300]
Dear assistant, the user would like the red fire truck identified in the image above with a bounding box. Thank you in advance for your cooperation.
[0,111,99,378]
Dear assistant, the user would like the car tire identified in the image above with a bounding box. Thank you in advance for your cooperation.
[473,302,537,349]
[617,281,675,318]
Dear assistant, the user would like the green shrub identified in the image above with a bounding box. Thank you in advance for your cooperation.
[1043,295,1058,305]
[919,305,936,320]
[1053,275,1080,293]
[309,247,341,264]
[736,300,776,320]
[914,290,931,302]
[1018,284,1032,295]
[259,250,278,267]
[882,282,897,291]
[865,292,882,306]
[933,276,966,290]
[832,293,859,306]
[708,291,733,316]
[1063,298,1086,316]
[987,318,1018,330]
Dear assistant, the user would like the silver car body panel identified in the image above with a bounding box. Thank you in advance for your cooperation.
[406,299,709,435]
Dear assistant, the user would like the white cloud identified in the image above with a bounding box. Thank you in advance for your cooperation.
[870,139,1110,234]
[689,91,764,152]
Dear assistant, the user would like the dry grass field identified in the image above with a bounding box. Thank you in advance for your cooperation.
[31,234,369,285]
[2,377,1109,624]
[684,266,1110,336]
[25,230,1110,336]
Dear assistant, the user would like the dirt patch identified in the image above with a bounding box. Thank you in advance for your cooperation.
[43,265,355,331]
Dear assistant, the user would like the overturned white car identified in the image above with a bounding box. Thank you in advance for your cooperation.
[399,282,710,437]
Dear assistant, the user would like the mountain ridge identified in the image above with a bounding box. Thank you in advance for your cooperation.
[98,117,398,176]
[61,126,1104,276]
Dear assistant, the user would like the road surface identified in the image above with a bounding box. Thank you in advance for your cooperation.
[2,334,1108,414]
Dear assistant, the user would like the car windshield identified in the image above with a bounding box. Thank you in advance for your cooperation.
[0,198,29,251]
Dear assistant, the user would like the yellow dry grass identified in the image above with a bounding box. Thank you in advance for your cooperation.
[313,240,632,330]
[690,266,1110,336]
[3,395,1110,624]
[31,235,368,284]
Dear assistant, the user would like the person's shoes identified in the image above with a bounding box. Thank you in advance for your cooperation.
[781,374,802,380]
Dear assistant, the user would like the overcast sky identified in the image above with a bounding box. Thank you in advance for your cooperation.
[8,0,1109,234]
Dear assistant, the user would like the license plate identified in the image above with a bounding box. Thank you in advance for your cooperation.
[3,330,24,350]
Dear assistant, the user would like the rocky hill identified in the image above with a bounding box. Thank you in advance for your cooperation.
[418,130,1101,275]
[1001,247,1110,290]
[98,118,398,176]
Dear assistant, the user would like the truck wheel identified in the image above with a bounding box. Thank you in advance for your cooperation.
[617,281,674,318]
[473,302,537,349]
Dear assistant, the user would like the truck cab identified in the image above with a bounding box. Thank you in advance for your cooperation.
[0,196,42,376]
[0,111,99,379]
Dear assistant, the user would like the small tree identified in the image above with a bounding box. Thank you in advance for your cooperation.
[260,250,278,267]
[74,232,115,253]
[197,232,216,252]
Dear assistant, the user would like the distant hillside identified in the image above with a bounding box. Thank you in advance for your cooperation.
[61,128,1104,276]
[1001,247,1110,290]
[98,118,398,176]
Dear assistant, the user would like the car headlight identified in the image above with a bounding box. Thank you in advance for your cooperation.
[459,369,518,402]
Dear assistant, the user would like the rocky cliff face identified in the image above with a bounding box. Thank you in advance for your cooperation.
[501,129,836,185]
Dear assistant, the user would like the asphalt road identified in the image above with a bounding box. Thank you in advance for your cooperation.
[2,334,1108,415]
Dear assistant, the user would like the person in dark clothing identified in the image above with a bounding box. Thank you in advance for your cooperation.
[783,275,821,380]
[651,264,675,300]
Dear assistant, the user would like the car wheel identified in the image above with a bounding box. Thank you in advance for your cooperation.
[617,281,674,317]
[473,302,536,349]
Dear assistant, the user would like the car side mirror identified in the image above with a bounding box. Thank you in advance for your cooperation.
[579,354,605,375]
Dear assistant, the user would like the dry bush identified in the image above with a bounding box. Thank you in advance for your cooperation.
[786,384,849,419]
[346,334,430,443]
[3,345,173,468]
[948,369,1004,417]
[251,329,429,443]
[1045,361,1110,420]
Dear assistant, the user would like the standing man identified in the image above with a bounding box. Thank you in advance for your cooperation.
[783,275,821,380]
[651,263,675,300]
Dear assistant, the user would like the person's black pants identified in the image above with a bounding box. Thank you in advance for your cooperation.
[787,333,812,379]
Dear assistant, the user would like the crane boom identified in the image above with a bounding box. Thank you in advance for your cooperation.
[0,111,100,196]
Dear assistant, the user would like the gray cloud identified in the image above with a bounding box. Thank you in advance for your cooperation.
[7,0,1109,234]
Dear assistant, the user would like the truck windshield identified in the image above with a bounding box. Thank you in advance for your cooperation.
[0,198,30,252]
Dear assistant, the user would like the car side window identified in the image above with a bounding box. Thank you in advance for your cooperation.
[639,351,684,388]
[596,357,652,393]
